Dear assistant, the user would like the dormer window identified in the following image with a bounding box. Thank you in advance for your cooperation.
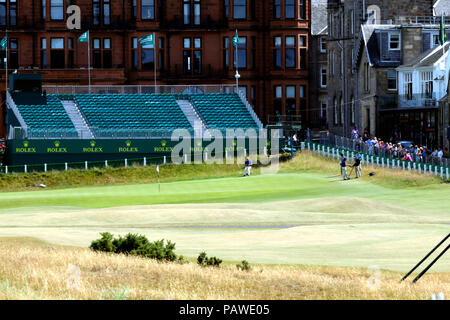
[389,32,401,50]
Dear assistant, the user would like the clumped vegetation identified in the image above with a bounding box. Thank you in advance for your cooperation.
[197,252,223,268]
[90,232,183,263]
[236,260,251,272]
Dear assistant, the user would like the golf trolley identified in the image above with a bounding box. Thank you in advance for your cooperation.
[401,233,450,283]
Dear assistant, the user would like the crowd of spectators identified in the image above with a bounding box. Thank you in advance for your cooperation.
[350,128,449,164]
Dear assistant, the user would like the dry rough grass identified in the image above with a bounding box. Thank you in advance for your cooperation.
[281,151,443,188]
[0,238,448,300]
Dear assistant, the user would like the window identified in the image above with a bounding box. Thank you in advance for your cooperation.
[421,71,433,98]
[93,0,111,25]
[235,36,247,69]
[364,63,370,92]
[299,35,307,69]
[299,85,305,98]
[275,86,282,98]
[432,34,440,47]
[273,36,281,69]
[249,36,256,70]
[285,0,295,19]
[9,0,16,25]
[9,38,17,69]
[158,38,164,71]
[285,36,295,68]
[273,0,280,19]
[233,0,246,20]
[299,0,306,20]
[320,67,327,88]
[286,86,295,98]
[320,38,326,53]
[41,0,46,20]
[131,37,138,70]
[93,38,101,68]
[41,38,47,69]
[320,102,327,119]
[50,38,65,69]
[103,38,112,68]
[50,0,64,21]
[142,0,155,20]
[404,72,412,100]
[389,32,401,50]
[183,37,202,74]
[224,0,229,19]
[142,36,155,71]
[68,38,74,68]
[223,37,230,70]
[184,0,201,25]
[387,69,397,91]
[132,0,137,18]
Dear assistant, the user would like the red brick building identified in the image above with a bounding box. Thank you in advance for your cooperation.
[0,0,311,137]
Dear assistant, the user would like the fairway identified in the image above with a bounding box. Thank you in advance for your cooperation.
[0,172,449,272]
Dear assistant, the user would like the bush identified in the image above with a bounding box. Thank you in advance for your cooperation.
[90,233,179,262]
[236,260,251,272]
[197,252,222,268]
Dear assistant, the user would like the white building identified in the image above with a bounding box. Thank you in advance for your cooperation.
[397,42,450,109]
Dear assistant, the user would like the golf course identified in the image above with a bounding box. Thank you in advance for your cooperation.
[0,152,448,274]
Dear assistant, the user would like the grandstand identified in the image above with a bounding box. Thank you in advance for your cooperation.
[3,75,265,165]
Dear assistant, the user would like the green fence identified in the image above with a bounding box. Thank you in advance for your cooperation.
[305,142,450,180]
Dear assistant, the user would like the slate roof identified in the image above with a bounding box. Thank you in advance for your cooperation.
[311,2,328,35]
[398,42,450,69]
[434,0,450,16]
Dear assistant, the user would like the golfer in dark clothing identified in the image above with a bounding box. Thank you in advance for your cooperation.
[353,156,362,178]
[341,157,349,180]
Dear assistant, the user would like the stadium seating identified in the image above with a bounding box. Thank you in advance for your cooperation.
[16,95,78,138]
[189,93,259,129]
[73,94,192,138]
[12,92,261,139]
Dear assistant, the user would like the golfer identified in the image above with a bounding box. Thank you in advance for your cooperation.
[340,157,350,180]
[340,153,345,176]
[244,157,252,177]
[353,155,362,178]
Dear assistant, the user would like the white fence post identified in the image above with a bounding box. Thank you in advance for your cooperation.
[125,159,128,168]
[446,168,449,180]
[402,161,405,170]
[413,163,416,171]
[440,167,443,178]
[424,165,427,174]
[65,162,68,171]
[435,166,438,176]
[164,156,167,164]
[184,154,188,163]
[143,157,146,166]
[408,162,411,171]
[24,165,27,173]
[204,152,208,162]
[105,160,108,168]
[44,164,47,172]
[85,161,88,170]
[5,166,8,174]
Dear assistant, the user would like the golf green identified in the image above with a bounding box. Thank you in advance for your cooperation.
[0,173,448,271]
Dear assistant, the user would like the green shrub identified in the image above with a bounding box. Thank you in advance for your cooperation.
[90,233,179,262]
[236,260,251,272]
[197,252,222,268]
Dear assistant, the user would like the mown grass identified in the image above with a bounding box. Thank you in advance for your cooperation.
[0,237,448,300]
[0,151,444,193]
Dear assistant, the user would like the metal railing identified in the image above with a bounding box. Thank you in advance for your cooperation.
[308,132,450,168]
[43,85,238,95]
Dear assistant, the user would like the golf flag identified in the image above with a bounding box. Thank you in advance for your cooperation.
[0,35,7,50]
[139,34,155,47]
[78,31,89,43]
[439,15,447,45]
[232,30,239,48]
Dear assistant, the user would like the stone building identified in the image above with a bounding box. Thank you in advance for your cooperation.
[326,0,437,137]
[439,73,450,150]
[309,0,328,129]
[0,0,313,138]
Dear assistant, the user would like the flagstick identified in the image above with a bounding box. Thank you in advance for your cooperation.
[88,30,91,94]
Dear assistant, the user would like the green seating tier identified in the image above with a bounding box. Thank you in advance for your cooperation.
[74,94,192,136]
[16,95,78,138]
[189,93,259,129]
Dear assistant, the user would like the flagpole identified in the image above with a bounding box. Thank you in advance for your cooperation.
[5,30,8,95]
[154,33,157,93]
[88,30,91,94]
[235,29,239,94]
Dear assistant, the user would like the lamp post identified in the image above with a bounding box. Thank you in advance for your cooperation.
[235,71,240,95]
